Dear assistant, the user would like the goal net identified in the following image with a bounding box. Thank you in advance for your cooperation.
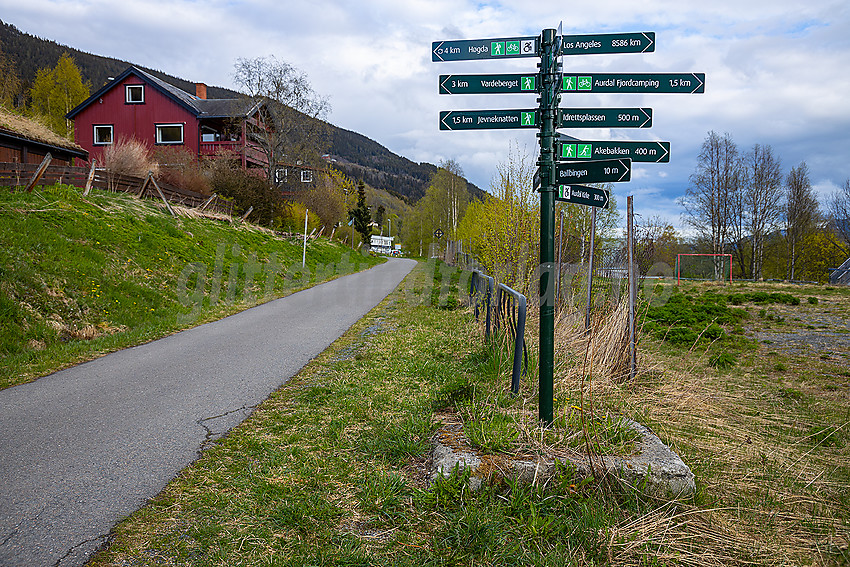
[676,254,732,284]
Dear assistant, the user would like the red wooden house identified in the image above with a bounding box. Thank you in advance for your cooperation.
[67,66,266,170]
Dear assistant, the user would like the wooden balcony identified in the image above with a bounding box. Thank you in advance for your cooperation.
[199,140,268,168]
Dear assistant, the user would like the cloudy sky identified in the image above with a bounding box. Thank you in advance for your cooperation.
[2,0,849,231]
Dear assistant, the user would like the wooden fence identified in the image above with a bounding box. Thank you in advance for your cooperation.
[0,161,233,216]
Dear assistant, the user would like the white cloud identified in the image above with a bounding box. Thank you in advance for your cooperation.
[2,0,849,235]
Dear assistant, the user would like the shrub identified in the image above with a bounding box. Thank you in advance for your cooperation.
[807,296,819,305]
[208,159,287,226]
[152,146,211,195]
[103,136,157,178]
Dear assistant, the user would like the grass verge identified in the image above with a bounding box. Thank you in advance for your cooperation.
[87,267,850,566]
[0,184,382,389]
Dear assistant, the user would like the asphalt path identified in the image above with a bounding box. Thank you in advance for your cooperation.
[0,258,416,567]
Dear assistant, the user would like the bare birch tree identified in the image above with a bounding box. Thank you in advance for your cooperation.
[742,144,783,279]
[785,162,819,280]
[232,56,330,183]
[681,131,740,276]
[827,179,850,256]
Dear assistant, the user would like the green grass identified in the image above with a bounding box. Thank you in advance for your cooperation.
[0,184,382,389]
[87,262,662,567]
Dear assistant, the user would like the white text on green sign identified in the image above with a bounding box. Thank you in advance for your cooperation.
[439,110,538,130]
[432,37,537,61]
[439,74,538,95]
[558,108,652,128]
[558,141,670,163]
[556,159,632,183]
[561,73,705,94]
[561,32,655,55]
[556,185,610,209]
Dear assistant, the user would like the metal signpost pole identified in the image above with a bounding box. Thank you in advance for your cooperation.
[538,28,558,426]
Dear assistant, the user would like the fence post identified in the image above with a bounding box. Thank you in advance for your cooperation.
[627,196,636,380]
[83,160,96,196]
[24,153,52,192]
[147,172,176,216]
[585,207,597,334]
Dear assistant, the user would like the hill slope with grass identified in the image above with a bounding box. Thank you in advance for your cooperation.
[0,184,382,390]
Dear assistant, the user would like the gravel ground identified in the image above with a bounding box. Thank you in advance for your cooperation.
[745,294,850,363]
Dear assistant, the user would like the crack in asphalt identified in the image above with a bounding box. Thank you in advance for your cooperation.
[196,405,258,454]
[53,533,111,567]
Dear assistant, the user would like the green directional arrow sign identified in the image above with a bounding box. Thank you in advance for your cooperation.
[559,108,652,128]
[556,184,610,209]
[556,158,631,184]
[561,73,705,94]
[561,32,655,55]
[439,74,538,94]
[432,37,538,61]
[439,109,538,130]
[558,140,670,163]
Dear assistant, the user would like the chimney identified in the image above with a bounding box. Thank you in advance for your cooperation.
[195,83,207,99]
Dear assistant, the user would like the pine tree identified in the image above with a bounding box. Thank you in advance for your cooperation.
[349,180,372,249]
[29,52,90,138]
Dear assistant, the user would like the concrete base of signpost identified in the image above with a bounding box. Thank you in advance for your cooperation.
[429,418,694,500]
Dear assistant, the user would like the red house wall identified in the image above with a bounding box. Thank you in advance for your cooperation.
[73,72,200,164]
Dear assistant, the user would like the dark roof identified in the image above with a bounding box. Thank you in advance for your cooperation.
[67,66,261,120]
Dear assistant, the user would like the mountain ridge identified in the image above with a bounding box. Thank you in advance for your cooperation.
[0,20,484,203]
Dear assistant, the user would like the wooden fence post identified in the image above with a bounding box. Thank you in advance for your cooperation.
[199,193,217,210]
[148,173,176,217]
[83,160,97,196]
[24,153,52,192]
[234,205,253,224]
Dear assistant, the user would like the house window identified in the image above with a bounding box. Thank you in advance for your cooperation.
[274,168,288,184]
[301,169,313,183]
[155,124,184,145]
[93,125,113,145]
[125,84,144,104]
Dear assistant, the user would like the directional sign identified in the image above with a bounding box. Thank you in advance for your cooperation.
[432,37,537,61]
[440,109,538,130]
[561,32,654,55]
[439,74,538,95]
[559,108,652,129]
[561,73,704,94]
[557,184,610,209]
[556,158,631,184]
[558,140,670,163]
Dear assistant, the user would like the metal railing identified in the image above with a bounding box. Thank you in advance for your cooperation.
[495,283,528,394]
[469,270,528,394]
[469,270,494,341]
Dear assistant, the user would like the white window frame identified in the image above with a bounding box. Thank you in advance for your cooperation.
[93,124,113,145]
[155,123,184,145]
[125,84,144,104]
[301,169,313,183]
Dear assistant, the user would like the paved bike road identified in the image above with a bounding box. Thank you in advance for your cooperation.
[0,258,416,566]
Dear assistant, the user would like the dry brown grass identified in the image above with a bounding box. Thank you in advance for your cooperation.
[103,136,158,179]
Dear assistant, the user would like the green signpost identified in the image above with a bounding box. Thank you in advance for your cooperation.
[559,108,652,128]
[556,158,631,184]
[558,140,670,163]
[560,32,655,55]
[432,37,538,61]
[434,26,702,426]
[439,74,538,95]
[439,109,537,130]
[557,184,610,209]
[561,73,704,94]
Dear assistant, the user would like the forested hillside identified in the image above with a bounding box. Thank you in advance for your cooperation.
[0,20,483,203]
